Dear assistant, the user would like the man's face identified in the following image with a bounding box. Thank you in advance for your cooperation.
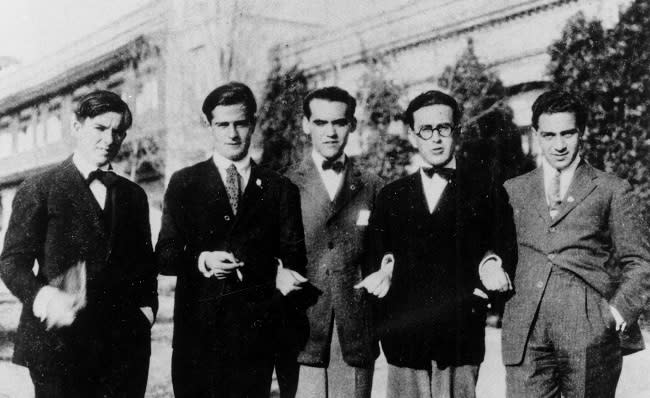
[411,104,456,167]
[535,112,581,171]
[303,99,355,160]
[208,104,254,161]
[72,112,126,167]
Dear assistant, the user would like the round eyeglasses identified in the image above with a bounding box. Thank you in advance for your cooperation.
[415,123,455,140]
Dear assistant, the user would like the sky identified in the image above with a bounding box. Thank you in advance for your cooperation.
[0,0,416,65]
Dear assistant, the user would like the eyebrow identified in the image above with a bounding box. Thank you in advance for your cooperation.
[539,128,578,134]
[313,118,348,123]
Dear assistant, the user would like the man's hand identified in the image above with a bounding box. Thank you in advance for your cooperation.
[479,254,512,292]
[44,289,81,330]
[354,253,394,298]
[198,251,243,279]
[275,258,308,296]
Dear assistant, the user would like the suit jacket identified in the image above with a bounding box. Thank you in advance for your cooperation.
[0,157,157,374]
[502,161,650,365]
[285,157,383,367]
[369,161,516,369]
[155,158,306,366]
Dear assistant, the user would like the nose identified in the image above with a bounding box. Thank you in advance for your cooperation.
[552,135,567,151]
[227,124,239,139]
[100,129,115,144]
[324,123,337,137]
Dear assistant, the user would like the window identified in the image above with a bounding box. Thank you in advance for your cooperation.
[0,127,12,158]
[135,78,158,115]
[17,124,34,152]
[46,114,62,143]
[36,118,46,146]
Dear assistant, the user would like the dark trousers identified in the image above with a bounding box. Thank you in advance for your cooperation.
[506,267,622,398]
[29,344,150,398]
[172,350,275,398]
[274,352,300,398]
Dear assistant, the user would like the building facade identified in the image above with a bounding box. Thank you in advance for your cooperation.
[0,0,633,247]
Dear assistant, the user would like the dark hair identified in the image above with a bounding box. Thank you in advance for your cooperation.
[403,90,462,129]
[303,86,357,120]
[531,90,587,132]
[74,90,132,130]
[202,82,257,123]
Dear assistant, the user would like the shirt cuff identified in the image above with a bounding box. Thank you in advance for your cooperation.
[380,253,394,277]
[609,305,627,331]
[32,286,59,321]
[478,253,502,274]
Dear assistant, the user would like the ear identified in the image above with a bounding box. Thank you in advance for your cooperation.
[407,127,417,147]
[200,113,210,128]
[350,117,357,132]
[71,118,82,138]
[302,116,311,136]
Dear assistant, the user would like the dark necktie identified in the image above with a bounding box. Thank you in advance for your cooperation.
[87,169,117,187]
[422,166,455,180]
[322,159,345,174]
[225,164,241,215]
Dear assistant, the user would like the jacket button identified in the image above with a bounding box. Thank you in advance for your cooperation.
[547,253,555,260]
[536,281,544,289]
[328,242,334,249]
[224,215,230,221]
[549,227,556,233]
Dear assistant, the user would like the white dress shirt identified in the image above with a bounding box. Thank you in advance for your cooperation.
[73,152,111,209]
[420,157,456,213]
[213,152,252,191]
[312,151,345,201]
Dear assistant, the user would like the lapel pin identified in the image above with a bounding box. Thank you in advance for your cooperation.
[350,184,356,191]
[567,196,575,203]
[256,178,262,188]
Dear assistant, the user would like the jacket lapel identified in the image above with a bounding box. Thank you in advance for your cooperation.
[550,161,597,226]
[525,167,553,225]
[328,160,365,222]
[58,157,107,238]
[203,158,234,217]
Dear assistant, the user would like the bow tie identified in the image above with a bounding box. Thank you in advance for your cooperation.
[87,169,117,187]
[422,166,455,180]
[322,159,345,174]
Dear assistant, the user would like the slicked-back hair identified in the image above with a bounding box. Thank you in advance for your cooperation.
[202,82,257,123]
[74,90,132,131]
[303,86,356,120]
[531,90,588,132]
[403,90,462,129]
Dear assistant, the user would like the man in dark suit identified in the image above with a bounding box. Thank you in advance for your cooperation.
[156,82,307,397]
[277,86,383,398]
[502,90,650,398]
[0,90,157,397]
[364,90,516,398]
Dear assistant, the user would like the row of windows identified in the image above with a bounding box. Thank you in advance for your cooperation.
[0,114,63,158]
[0,78,160,159]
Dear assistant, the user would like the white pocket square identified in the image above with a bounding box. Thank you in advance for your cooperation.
[356,210,370,226]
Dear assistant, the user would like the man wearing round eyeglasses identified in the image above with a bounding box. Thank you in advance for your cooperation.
[361,90,517,398]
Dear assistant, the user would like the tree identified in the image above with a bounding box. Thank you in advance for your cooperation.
[547,1,650,222]
[257,54,310,172]
[355,53,416,182]
[438,39,534,183]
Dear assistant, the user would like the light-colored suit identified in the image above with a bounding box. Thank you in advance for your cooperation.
[502,160,650,397]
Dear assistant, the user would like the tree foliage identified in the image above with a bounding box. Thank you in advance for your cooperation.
[547,1,650,221]
[355,54,416,181]
[439,39,534,183]
[257,55,311,172]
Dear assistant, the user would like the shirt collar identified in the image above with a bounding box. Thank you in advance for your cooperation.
[311,150,346,173]
[72,152,111,179]
[420,156,456,179]
[212,152,252,175]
